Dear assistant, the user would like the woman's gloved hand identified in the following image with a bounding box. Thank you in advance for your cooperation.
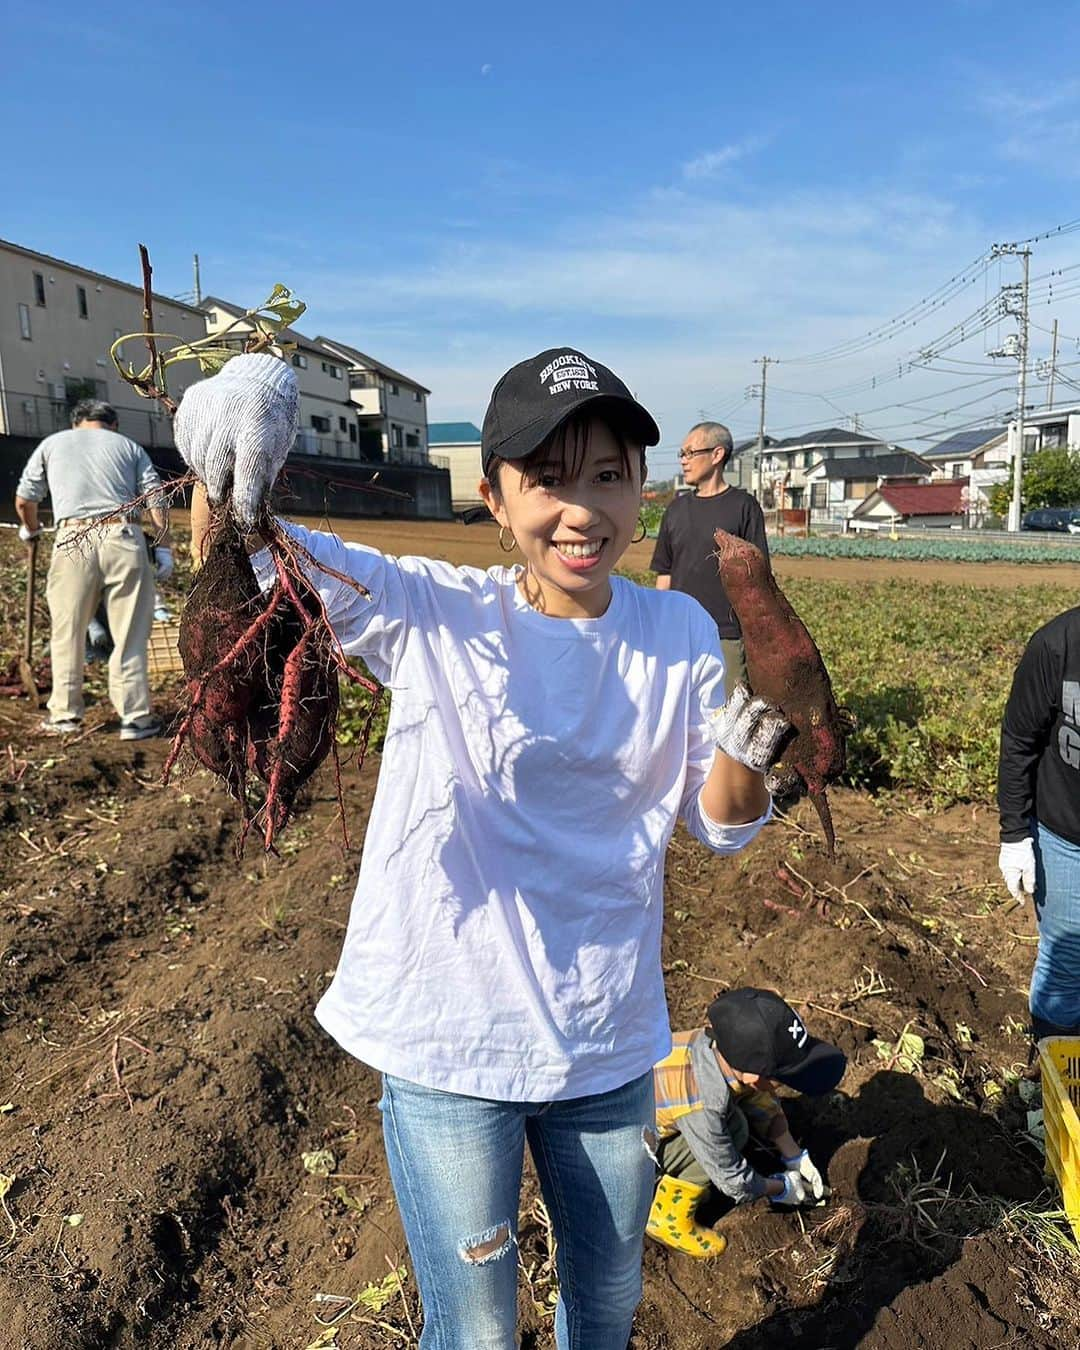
[173,353,299,529]
[708,684,791,774]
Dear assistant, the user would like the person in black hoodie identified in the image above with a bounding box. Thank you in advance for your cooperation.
[997,605,1080,1038]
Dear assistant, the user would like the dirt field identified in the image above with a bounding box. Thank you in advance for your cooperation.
[1,523,1078,1349]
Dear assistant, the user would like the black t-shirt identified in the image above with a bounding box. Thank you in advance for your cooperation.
[998,606,1080,847]
[650,488,769,639]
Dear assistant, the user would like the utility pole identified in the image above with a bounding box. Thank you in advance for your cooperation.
[752,356,774,508]
[193,253,202,307]
[989,245,1031,533]
[1047,317,1058,408]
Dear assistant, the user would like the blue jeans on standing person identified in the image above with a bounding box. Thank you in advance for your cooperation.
[1030,819,1080,1037]
[379,1070,656,1350]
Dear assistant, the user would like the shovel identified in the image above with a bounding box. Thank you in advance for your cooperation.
[18,536,40,707]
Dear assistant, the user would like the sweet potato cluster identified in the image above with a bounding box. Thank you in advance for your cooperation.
[164,513,377,852]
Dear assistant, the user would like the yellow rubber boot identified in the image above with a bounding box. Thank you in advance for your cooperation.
[646,1176,727,1258]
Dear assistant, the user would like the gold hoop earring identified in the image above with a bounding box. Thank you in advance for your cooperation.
[631,516,647,544]
[498,526,517,553]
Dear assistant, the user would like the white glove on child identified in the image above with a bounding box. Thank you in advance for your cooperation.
[782,1149,826,1202]
[18,524,40,543]
[998,838,1036,904]
[768,1171,806,1207]
[708,684,791,774]
[173,353,299,528]
[153,546,174,581]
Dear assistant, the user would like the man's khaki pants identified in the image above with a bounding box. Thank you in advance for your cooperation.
[46,523,154,725]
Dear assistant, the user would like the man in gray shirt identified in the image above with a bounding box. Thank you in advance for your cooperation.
[15,400,173,739]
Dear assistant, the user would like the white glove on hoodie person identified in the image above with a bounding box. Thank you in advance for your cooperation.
[998,837,1036,904]
[173,353,299,529]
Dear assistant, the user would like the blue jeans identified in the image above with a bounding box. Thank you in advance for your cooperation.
[379,1071,656,1350]
[1031,820,1080,1036]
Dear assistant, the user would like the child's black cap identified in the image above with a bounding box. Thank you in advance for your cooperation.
[481,348,660,476]
[707,988,847,1096]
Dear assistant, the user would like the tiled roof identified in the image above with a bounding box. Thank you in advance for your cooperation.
[874,479,968,516]
[428,421,482,444]
[816,452,930,480]
[772,427,885,449]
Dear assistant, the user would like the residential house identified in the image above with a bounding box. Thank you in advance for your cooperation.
[202,298,376,461]
[723,434,777,494]
[802,451,932,527]
[314,337,430,462]
[849,478,968,531]
[428,421,483,509]
[922,426,1009,523]
[755,427,895,506]
[0,237,206,450]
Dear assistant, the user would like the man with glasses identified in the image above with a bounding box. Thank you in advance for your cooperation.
[651,422,769,695]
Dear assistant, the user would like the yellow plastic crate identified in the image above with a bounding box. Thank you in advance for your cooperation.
[1039,1036,1080,1241]
[147,620,184,676]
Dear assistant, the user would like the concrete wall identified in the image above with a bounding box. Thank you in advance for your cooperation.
[0,242,205,447]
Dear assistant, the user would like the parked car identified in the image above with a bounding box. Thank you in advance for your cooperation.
[1020,507,1080,534]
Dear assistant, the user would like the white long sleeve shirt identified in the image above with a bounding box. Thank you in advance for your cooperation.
[261,525,770,1102]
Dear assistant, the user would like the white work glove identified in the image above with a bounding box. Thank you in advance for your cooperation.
[707,683,791,774]
[998,838,1036,904]
[173,353,299,529]
[153,546,174,581]
[782,1149,826,1202]
[768,1171,806,1207]
[18,524,40,543]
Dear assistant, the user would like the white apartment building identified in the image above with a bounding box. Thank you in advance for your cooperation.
[315,337,430,462]
[0,238,206,449]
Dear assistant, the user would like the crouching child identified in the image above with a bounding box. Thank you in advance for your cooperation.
[648,988,846,1257]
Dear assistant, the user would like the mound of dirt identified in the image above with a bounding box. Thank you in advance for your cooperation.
[0,696,1075,1349]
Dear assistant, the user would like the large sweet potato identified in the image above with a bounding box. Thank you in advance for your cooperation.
[713,529,850,855]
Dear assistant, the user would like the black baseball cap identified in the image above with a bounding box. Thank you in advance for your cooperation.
[481,347,660,476]
[707,989,847,1096]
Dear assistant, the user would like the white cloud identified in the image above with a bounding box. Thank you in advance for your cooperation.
[681,137,765,180]
[480,63,492,76]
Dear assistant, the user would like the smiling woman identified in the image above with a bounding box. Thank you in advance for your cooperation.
[174,344,789,1350]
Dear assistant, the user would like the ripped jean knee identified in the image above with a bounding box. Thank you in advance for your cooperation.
[459,1220,516,1266]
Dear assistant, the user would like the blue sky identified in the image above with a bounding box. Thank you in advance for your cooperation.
[5,1,1080,476]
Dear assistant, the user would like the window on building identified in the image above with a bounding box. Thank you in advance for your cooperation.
[406,431,420,448]
[348,423,357,443]
[311,414,331,434]
[338,416,348,433]
[845,480,871,500]
[390,381,400,396]
[391,424,403,448]
[788,486,804,508]
[293,353,308,369]
[33,273,46,307]
[413,389,422,402]
[321,361,342,379]
[810,482,827,509]
[1042,424,1066,449]
[77,285,89,319]
[18,303,31,340]
[951,463,966,478]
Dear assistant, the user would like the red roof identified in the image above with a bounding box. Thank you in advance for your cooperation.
[875,478,968,517]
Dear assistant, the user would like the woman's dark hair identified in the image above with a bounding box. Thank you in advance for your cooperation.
[71,399,118,428]
[486,409,646,491]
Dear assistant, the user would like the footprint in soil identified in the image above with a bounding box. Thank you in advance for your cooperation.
[722,1069,1047,1350]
